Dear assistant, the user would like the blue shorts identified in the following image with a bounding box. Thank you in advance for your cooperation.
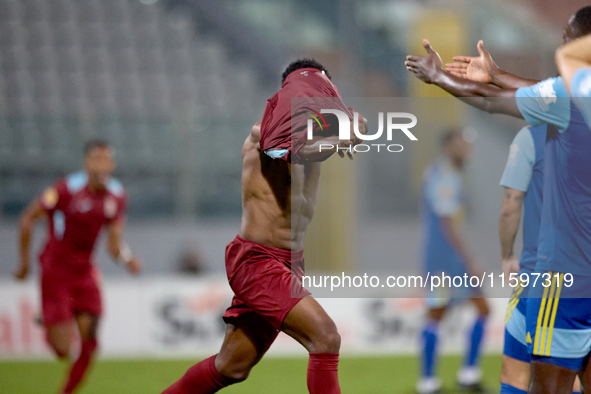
[525,270,591,370]
[504,280,529,363]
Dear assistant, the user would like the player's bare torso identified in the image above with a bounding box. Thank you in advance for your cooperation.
[239,121,321,251]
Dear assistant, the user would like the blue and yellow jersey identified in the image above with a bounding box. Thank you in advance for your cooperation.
[499,125,546,273]
[421,157,466,276]
[516,77,591,276]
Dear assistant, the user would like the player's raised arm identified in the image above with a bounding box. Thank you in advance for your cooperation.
[405,40,522,117]
[107,220,141,274]
[446,40,539,89]
[16,199,46,280]
[555,34,591,95]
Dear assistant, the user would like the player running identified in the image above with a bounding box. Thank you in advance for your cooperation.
[15,139,142,394]
[162,59,365,394]
[418,129,489,394]
[405,6,591,394]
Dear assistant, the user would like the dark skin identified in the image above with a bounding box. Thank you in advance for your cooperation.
[445,40,540,89]
[216,112,366,383]
[404,16,581,117]
[405,13,588,394]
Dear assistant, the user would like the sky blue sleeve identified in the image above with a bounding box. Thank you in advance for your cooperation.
[426,172,461,217]
[570,67,591,129]
[499,127,535,192]
[515,77,570,131]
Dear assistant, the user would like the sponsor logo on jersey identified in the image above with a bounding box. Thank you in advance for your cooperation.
[507,143,520,166]
[78,198,92,213]
[533,79,557,111]
[42,187,58,209]
[104,197,117,219]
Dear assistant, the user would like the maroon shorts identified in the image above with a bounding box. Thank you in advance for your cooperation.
[41,265,102,326]
[223,235,310,330]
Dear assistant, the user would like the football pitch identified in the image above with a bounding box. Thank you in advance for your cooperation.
[0,354,502,393]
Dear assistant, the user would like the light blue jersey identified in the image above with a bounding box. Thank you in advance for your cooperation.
[500,125,546,363]
[570,67,591,127]
[499,125,546,272]
[516,77,591,277]
[421,157,466,277]
[517,76,591,367]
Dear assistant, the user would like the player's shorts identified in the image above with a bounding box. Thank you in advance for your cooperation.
[504,276,530,363]
[223,235,310,330]
[525,270,591,370]
[41,265,102,325]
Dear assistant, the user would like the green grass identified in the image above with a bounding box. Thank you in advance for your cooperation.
[0,354,502,393]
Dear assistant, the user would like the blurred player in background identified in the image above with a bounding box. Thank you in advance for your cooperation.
[406,6,591,393]
[15,139,142,394]
[162,59,364,394]
[555,32,591,125]
[418,129,489,394]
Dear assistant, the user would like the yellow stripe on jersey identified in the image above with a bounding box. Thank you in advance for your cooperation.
[534,274,551,355]
[545,273,564,356]
[538,273,558,355]
[505,285,525,324]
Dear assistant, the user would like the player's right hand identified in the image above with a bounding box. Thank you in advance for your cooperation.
[501,254,520,282]
[405,39,444,84]
[445,40,498,84]
[336,139,354,160]
[14,262,29,281]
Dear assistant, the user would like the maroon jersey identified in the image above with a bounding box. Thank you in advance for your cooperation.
[259,67,352,164]
[38,171,127,278]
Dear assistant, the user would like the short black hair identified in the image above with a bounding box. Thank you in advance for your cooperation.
[571,6,591,38]
[84,139,111,156]
[281,58,331,84]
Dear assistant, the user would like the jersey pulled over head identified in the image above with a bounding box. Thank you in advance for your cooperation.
[260,58,353,164]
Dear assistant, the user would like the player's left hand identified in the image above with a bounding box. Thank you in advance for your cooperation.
[445,40,498,83]
[405,39,443,84]
[127,256,142,275]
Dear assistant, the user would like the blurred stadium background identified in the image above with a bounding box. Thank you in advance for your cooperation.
[0,0,585,392]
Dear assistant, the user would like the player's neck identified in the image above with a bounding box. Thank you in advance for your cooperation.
[87,183,106,194]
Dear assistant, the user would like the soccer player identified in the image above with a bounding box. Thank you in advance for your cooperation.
[555,30,591,125]
[405,6,591,394]
[418,129,489,394]
[15,139,142,394]
[162,59,365,394]
[499,124,547,394]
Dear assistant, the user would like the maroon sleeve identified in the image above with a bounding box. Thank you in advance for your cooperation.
[112,192,128,225]
[38,180,70,214]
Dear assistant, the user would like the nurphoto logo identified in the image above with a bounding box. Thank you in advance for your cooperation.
[306,109,418,153]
